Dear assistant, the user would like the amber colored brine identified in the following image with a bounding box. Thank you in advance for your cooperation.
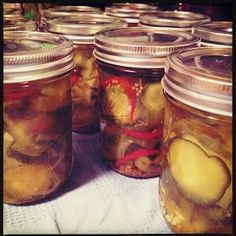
[4,76,73,205]
[97,62,165,177]
[94,27,200,178]
[159,47,232,233]
[71,44,100,133]
[4,31,75,205]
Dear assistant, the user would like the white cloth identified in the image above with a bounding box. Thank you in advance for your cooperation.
[4,132,172,234]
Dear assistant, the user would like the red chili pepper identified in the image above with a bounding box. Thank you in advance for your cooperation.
[101,76,137,121]
[4,88,36,102]
[115,148,161,168]
[71,72,79,87]
[123,127,163,140]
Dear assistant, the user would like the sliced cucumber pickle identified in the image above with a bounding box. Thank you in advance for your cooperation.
[141,82,164,112]
[104,85,131,123]
[168,137,231,205]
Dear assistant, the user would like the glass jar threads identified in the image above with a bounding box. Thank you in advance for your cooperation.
[105,3,159,27]
[160,47,232,233]
[94,27,200,178]
[46,14,127,134]
[4,31,75,205]
[139,10,210,32]
[192,21,232,47]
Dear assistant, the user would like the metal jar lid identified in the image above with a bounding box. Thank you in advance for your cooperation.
[105,5,159,23]
[43,5,103,19]
[4,31,75,83]
[94,27,200,68]
[111,3,159,10]
[139,11,211,31]
[4,16,37,31]
[192,21,232,47]
[4,8,22,15]
[162,47,232,117]
[46,14,127,44]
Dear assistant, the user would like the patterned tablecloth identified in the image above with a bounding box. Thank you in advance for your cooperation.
[4,132,172,234]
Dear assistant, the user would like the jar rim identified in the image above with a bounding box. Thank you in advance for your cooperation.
[4,17,37,32]
[94,27,200,68]
[192,21,232,46]
[46,14,127,44]
[139,10,211,28]
[43,5,102,19]
[4,31,75,83]
[162,47,232,116]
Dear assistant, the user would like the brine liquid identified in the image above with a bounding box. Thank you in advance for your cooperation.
[4,74,72,205]
[97,61,165,178]
[71,44,100,134]
[159,95,232,233]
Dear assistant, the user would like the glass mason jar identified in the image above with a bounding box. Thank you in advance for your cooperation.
[192,21,232,47]
[46,14,127,134]
[160,47,232,233]
[94,27,200,178]
[105,3,160,27]
[41,5,103,31]
[3,31,75,205]
[139,10,210,32]
[4,15,38,32]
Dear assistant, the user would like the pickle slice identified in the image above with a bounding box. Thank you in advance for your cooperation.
[168,137,231,205]
[6,114,55,157]
[31,79,69,112]
[104,85,131,123]
[141,82,165,112]
[81,56,98,82]
[3,132,14,157]
[4,165,55,204]
[182,133,232,209]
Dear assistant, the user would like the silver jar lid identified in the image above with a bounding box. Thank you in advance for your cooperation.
[162,47,232,116]
[192,21,232,47]
[4,31,75,83]
[94,27,200,68]
[139,11,211,31]
[111,3,159,10]
[4,16,37,31]
[46,14,127,44]
[43,5,103,19]
[105,5,159,23]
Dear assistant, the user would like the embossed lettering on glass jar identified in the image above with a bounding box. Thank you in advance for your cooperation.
[105,3,160,27]
[41,5,103,31]
[47,14,127,134]
[4,15,38,31]
[192,21,232,47]
[4,31,75,205]
[94,27,200,178]
[140,10,210,32]
[160,47,232,233]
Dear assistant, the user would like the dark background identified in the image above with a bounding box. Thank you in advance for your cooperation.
[54,1,233,21]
